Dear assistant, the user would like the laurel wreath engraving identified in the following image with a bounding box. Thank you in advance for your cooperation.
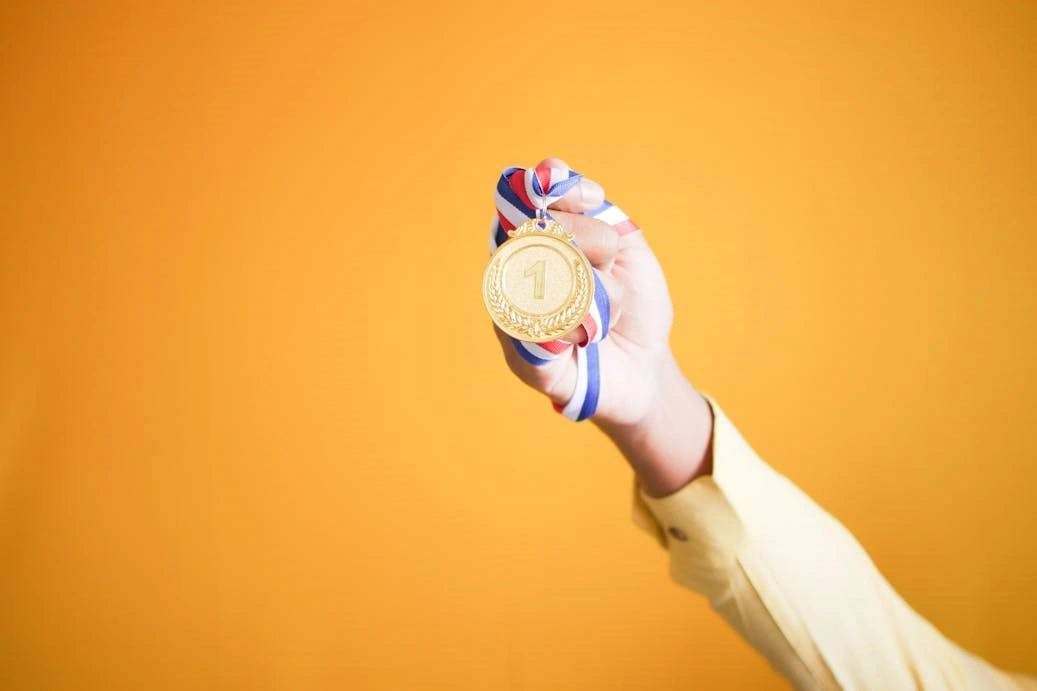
[509,218,575,242]
[487,257,590,341]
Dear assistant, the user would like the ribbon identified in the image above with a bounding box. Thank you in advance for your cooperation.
[490,164,639,421]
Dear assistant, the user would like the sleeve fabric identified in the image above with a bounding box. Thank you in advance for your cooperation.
[632,397,1036,691]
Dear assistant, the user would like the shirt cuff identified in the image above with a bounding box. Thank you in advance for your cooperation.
[631,395,754,595]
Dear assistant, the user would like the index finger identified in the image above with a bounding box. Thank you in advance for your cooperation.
[535,158,606,213]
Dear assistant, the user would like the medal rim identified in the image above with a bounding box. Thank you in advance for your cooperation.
[483,224,594,342]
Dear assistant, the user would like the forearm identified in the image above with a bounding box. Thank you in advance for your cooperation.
[594,351,713,497]
[627,395,1033,689]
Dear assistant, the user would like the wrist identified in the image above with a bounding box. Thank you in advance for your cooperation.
[594,352,714,497]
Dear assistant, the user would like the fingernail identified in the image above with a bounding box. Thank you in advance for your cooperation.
[578,180,604,209]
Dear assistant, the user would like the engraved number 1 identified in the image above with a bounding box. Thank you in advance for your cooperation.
[524,260,546,299]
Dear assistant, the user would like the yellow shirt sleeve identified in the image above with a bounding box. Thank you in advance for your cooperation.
[632,397,1036,690]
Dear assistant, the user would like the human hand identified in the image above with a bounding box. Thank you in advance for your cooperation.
[490,157,674,428]
[490,158,713,495]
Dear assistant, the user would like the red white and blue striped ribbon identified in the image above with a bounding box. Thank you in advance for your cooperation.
[490,164,639,421]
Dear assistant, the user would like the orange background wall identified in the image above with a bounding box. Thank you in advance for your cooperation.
[1,1,1035,689]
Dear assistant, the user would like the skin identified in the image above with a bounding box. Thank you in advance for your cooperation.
[492,158,713,497]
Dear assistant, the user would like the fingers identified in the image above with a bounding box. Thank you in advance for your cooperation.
[534,158,647,253]
[549,211,620,269]
[526,160,619,267]
[552,178,605,213]
[536,157,605,213]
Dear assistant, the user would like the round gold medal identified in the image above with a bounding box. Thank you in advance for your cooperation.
[482,217,593,342]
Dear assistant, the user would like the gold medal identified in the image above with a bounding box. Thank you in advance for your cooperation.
[483,216,593,342]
